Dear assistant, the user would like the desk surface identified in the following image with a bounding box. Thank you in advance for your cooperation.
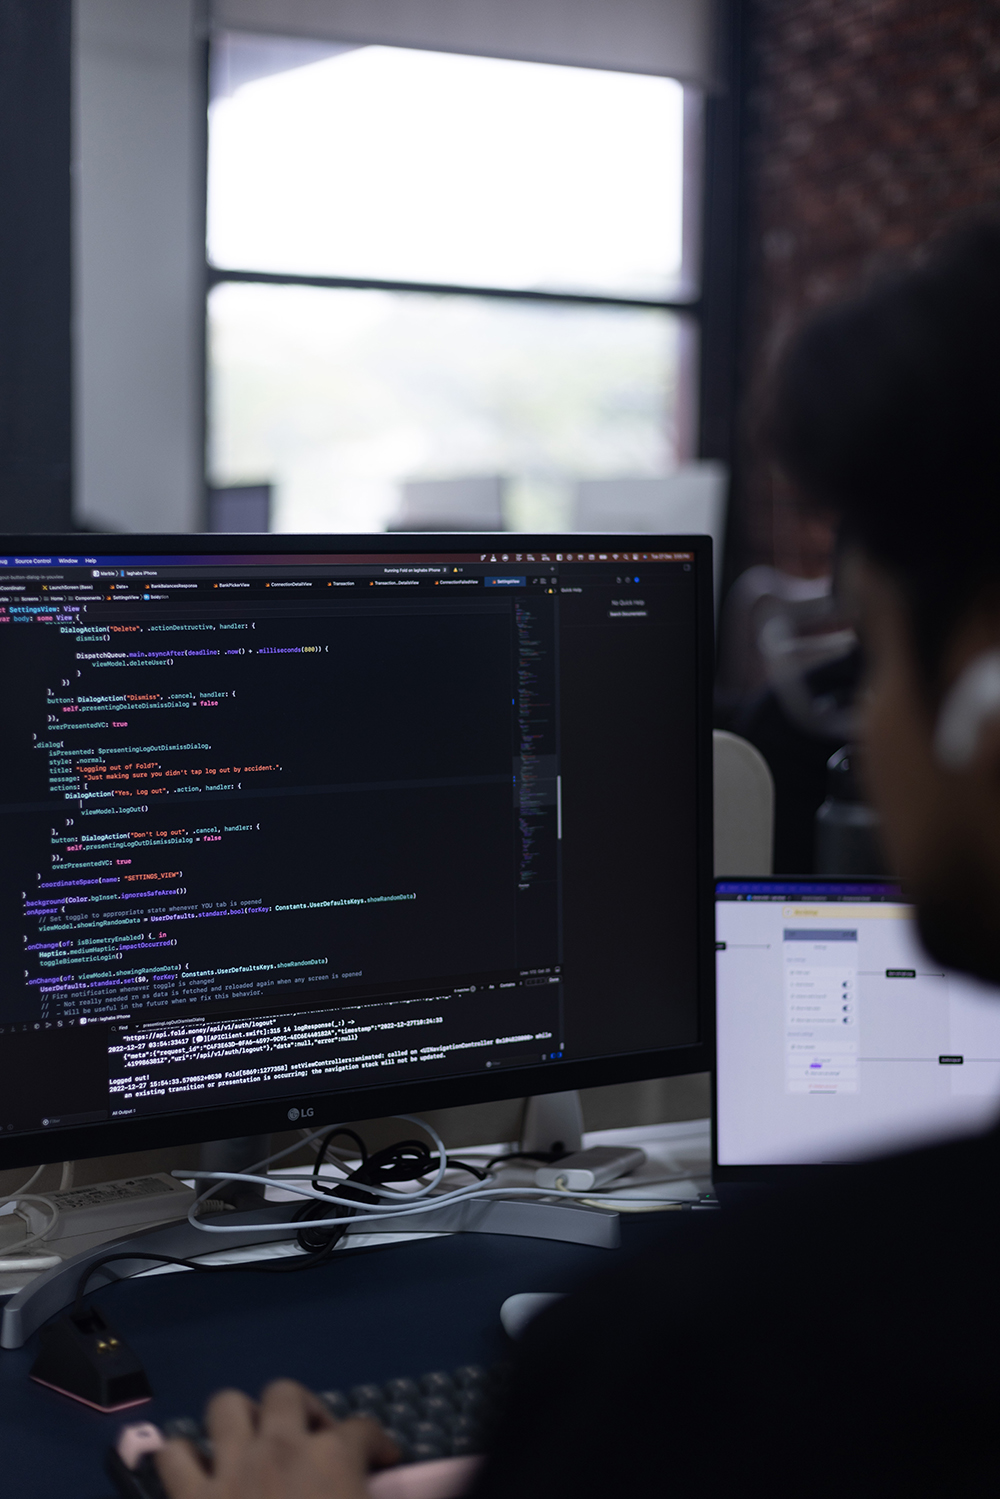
[0,1209,687,1499]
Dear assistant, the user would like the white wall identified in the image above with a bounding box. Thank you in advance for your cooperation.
[73,0,205,533]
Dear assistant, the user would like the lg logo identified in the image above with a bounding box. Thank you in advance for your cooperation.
[287,1106,314,1122]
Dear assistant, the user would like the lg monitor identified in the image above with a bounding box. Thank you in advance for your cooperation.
[0,534,714,1173]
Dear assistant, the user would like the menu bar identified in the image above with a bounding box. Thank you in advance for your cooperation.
[0,550,696,570]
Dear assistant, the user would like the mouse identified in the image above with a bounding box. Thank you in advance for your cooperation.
[499,1292,564,1340]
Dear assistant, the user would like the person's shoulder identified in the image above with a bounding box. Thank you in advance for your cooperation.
[534,1119,1000,1336]
[710,1121,1000,1266]
[475,1127,1000,1499]
[785,1118,1000,1225]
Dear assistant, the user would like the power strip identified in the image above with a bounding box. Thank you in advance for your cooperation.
[0,1173,195,1252]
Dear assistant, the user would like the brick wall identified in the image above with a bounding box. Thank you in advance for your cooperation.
[735,0,1000,574]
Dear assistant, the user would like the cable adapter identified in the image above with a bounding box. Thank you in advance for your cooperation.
[534,1146,646,1192]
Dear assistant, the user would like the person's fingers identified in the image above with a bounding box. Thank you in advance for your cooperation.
[203,1388,259,1444]
[155,1437,212,1499]
[334,1414,401,1471]
[257,1379,316,1441]
[156,1385,401,1499]
[200,1387,263,1491]
[299,1385,338,1431]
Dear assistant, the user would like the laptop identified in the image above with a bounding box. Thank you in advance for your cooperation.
[713,876,1000,1188]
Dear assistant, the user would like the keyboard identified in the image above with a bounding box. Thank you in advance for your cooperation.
[107,1363,509,1499]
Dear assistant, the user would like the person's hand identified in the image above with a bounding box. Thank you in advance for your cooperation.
[156,1379,400,1499]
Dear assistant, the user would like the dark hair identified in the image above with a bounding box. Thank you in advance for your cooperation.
[769,218,1000,688]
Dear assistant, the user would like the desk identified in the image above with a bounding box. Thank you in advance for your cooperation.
[0,1210,688,1499]
[0,1119,712,1497]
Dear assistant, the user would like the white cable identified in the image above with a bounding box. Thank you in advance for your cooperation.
[176,1170,699,1233]
[180,1134,492,1232]
[0,1193,62,1258]
[0,1167,61,1263]
[244,1127,336,1178]
[181,1168,484,1217]
[278,1113,451,1201]
[264,1117,447,1190]
[0,1163,45,1211]
[185,1115,453,1224]
[266,1160,449,1203]
[186,1160,702,1215]
[177,1118,704,1239]
[274,1115,451,1200]
[187,1123,352,1214]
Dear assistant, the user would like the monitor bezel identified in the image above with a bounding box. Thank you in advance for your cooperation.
[0,532,715,1169]
[711,873,908,1187]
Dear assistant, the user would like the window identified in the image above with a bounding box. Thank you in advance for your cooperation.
[207,33,701,532]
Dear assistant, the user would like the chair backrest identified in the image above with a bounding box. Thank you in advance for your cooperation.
[391,475,506,530]
[207,484,272,533]
[573,462,728,610]
[713,729,774,876]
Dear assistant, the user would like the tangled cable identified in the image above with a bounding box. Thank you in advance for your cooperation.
[67,1119,704,1313]
[291,1127,485,1252]
[176,1114,703,1238]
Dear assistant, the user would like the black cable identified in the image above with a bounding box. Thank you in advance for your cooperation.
[308,1132,487,1184]
[310,1128,368,1196]
[484,1149,567,1168]
[295,1127,373,1250]
[295,1132,433,1251]
[292,1137,493,1246]
[73,1129,493,1310]
[437,1158,489,1181]
[360,1138,433,1182]
[295,1133,446,1251]
[73,1235,342,1319]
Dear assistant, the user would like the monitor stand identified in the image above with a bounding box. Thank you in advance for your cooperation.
[199,1134,271,1209]
[1,1092,613,1350]
[520,1089,584,1156]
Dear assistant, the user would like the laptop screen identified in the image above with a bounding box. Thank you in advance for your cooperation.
[716,878,1000,1167]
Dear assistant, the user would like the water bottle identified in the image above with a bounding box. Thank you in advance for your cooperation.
[815,745,888,875]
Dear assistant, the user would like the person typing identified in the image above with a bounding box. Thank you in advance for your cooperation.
[155,218,1000,1499]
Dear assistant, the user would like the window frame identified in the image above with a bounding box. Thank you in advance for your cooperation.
[202,26,739,512]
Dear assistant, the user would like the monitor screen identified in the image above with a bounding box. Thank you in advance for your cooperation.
[0,535,713,1166]
[715,878,1000,1173]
